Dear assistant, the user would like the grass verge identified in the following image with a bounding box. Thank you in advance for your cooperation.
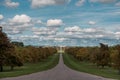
[0,53,59,78]
[63,53,120,80]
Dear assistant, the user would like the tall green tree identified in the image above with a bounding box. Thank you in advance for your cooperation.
[76,48,89,61]
[12,41,24,47]
[0,27,23,71]
[6,44,23,70]
[95,43,110,68]
[0,29,10,72]
[112,45,120,74]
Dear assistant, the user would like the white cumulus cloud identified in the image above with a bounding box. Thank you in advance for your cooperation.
[62,26,116,39]
[64,26,81,32]
[9,14,31,23]
[115,32,120,39]
[32,27,56,35]
[5,0,19,8]
[31,0,70,8]
[0,14,4,20]
[76,0,85,6]
[83,28,97,33]
[47,19,63,27]
[115,1,120,6]
[90,0,117,4]
[2,14,33,35]
[36,20,42,24]
[88,21,96,25]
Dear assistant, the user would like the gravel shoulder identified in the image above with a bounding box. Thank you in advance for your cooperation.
[0,54,114,80]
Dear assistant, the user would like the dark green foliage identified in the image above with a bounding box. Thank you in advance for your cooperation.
[12,41,24,47]
[65,43,120,75]
[63,53,120,79]
[96,43,110,68]
[65,43,111,68]
[14,46,57,63]
[0,54,59,78]
[0,30,10,72]
[112,45,120,74]
[7,55,23,70]
[0,27,23,71]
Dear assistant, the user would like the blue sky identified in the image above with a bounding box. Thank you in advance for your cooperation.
[0,0,120,46]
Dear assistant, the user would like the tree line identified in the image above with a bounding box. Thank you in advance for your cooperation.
[65,43,120,74]
[0,27,57,72]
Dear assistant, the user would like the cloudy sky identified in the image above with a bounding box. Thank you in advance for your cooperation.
[0,0,120,46]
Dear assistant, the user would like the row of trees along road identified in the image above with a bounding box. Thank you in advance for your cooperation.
[65,43,120,74]
[0,27,57,72]
[0,27,23,72]
[14,46,57,63]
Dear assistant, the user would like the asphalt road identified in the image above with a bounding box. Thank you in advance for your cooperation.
[0,54,113,80]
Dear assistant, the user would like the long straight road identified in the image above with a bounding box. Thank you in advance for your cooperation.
[0,54,113,80]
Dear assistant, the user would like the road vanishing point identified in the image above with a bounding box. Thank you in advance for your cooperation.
[0,54,114,80]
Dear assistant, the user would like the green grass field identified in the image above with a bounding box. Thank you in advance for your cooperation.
[0,53,59,78]
[63,53,120,80]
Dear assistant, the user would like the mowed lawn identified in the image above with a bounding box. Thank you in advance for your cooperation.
[63,53,120,80]
[0,53,59,78]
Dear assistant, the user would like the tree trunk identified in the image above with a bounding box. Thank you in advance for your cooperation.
[11,66,14,71]
[0,65,3,72]
[102,65,104,68]
[118,69,120,75]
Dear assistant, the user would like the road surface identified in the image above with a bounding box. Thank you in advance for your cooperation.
[0,54,113,80]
